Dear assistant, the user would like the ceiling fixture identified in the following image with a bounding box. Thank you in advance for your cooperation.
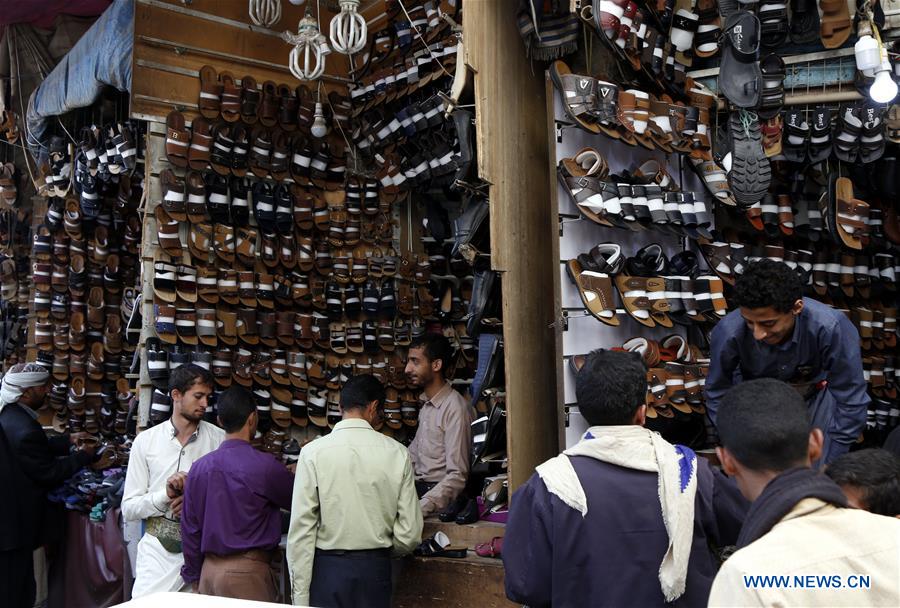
[329,0,367,54]
[283,8,331,81]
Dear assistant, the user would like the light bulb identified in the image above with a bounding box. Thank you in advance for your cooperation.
[288,0,304,4]
[311,102,327,137]
[870,48,898,103]
[283,9,330,81]
[855,35,880,72]
[871,69,898,103]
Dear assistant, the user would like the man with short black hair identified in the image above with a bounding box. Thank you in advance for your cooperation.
[180,386,294,600]
[825,448,900,516]
[709,379,900,607]
[705,259,869,463]
[123,364,224,597]
[504,350,747,607]
[405,333,474,516]
[287,375,422,608]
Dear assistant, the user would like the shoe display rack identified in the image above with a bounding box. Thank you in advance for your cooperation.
[539,0,900,450]
[23,113,145,465]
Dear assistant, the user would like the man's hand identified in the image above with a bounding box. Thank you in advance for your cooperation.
[69,432,91,446]
[286,463,297,474]
[166,472,187,499]
[170,495,184,518]
[191,582,199,593]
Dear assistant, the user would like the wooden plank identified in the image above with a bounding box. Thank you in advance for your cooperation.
[464,0,559,492]
[546,78,567,450]
[422,518,505,550]
[393,555,515,608]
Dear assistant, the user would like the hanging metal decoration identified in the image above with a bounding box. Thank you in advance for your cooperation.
[283,8,331,81]
[329,0,367,54]
[249,0,282,27]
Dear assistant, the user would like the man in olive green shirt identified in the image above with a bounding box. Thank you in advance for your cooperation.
[287,375,422,607]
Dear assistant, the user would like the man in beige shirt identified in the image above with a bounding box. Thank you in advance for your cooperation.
[709,378,900,607]
[405,334,475,517]
[287,375,422,608]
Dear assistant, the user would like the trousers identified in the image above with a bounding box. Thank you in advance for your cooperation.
[0,547,35,608]
[309,548,391,608]
[199,549,277,602]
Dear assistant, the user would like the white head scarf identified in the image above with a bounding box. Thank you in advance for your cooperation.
[0,362,50,413]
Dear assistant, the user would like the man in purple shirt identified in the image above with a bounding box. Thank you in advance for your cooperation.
[180,386,294,601]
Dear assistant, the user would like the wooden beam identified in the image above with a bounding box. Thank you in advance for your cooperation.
[464,0,559,491]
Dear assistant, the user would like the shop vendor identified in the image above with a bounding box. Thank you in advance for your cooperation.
[705,260,869,464]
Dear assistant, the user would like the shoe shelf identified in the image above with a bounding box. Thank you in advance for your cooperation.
[547,80,719,449]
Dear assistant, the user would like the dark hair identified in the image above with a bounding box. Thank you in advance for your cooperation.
[409,333,453,377]
[717,378,810,471]
[169,363,214,395]
[733,260,803,313]
[341,374,386,411]
[575,350,646,425]
[216,386,256,433]
[825,449,900,516]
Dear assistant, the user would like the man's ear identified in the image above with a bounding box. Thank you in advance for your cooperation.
[808,428,824,464]
[170,389,181,404]
[792,298,804,316]
[717,446,738,476]
[633,404,647,427]
[432,358,443,374]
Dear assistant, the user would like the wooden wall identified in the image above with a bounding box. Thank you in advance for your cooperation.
[464,0,560,490]
[131,0,385,122]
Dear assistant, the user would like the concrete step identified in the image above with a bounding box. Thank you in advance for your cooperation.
[393,554,515,608]
[423,517,506,550]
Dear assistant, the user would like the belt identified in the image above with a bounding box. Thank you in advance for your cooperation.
[415,480,437,497]
[208,548,275,563]
[790,379,827,401]
[315,548,391,558]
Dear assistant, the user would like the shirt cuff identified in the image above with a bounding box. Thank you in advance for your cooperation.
[150,489,171,513]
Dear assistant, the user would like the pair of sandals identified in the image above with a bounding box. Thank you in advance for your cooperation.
[834,102,886,165]
[782,107,833,163]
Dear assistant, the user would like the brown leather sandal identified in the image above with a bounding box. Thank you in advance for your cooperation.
[154,205,183,257]
[165,111,190,167]
[198,65,223,119]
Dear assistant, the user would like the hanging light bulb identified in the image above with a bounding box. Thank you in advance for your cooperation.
[329,0,367,54]
[282,8,331,81]
[311,102,328,138]
[870,46,898,103]
[249,0,282,27]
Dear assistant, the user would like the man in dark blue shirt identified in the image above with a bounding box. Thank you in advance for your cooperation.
[705,260,869,464]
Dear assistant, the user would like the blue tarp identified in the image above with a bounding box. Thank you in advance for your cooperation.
[25,0,132,158]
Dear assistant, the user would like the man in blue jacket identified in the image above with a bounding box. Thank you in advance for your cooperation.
[503,350,748,607]
[704,260,869,464]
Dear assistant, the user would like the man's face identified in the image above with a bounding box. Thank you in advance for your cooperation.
[740,300,802,346]
[22,382,49,409]
[405,347,436,388]
[172,381,213,423]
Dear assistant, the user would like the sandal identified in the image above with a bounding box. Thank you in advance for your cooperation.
[565,244,624,326]
[414,532,468,558]
[688,156,737,206]
[759,1,789,50]
[757,53,785,120]
[549,61,602,134]
[165,111,190,168]
[790,0,820,43]
[198,65,223,120]
[670,0,700,67]
[834,105,862,163]
[887,104,900,144]
[859,101,887,164]
[819,0,852,49]
[220,72,241,122]
[761,116,783,157]
[808,106,833,162]
[154,205,183,257]
[782,108,809,162]
[718,11,762,108]
[694,0,721,58]
[825,175,869,250]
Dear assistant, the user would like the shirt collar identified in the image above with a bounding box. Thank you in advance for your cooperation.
[333,418,374,431]
[420,381,453,408]
[22,405,39,421]
[169,418,201,443]
[220,438,250,449]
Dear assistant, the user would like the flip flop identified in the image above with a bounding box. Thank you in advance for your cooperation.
[718,11,762,108]
[414,531,468,558]
[825,175,868,250]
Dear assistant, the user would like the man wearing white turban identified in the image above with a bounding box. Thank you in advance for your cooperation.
[0,363,97,608]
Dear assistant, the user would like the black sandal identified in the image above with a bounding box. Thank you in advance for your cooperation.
[759,1,789,50]
[808,106,833,163]
[834,104,863,163]
[790,0,820,44]
[757,54,785,120]
[782,109,810,163]
[718,11,762,108]
[859,101,887,164]
[727,109,771,207]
